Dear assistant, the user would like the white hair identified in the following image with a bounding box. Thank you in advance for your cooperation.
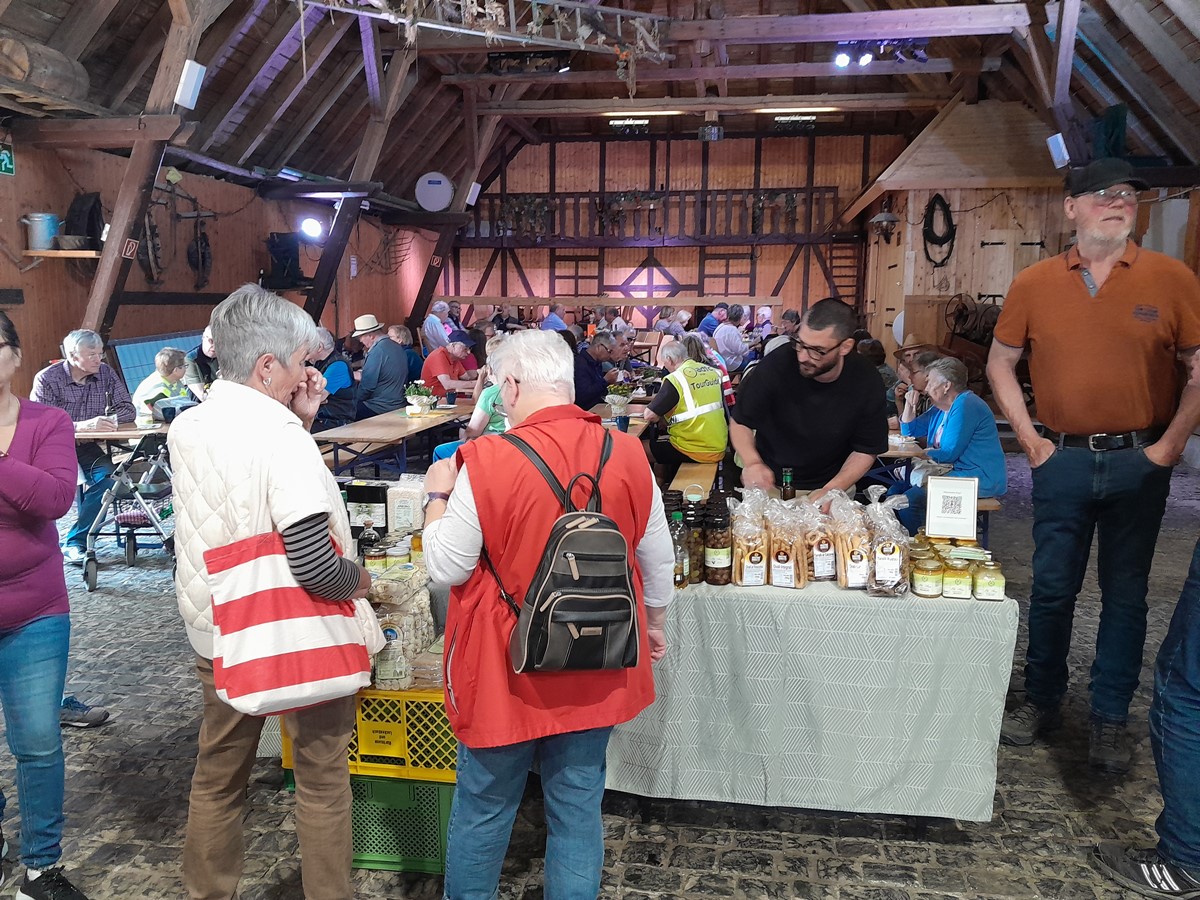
[63,329,102,360]
[675,310,691,324]
[432,301,450,315]
[589,331,617,350]
[660,341,689,365]
[488,330,574,400]
[315,327,336,355]
[208,284,318,384]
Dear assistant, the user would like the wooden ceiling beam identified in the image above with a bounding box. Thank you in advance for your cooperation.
[193,2,308,152]
[106,2,173,108]
[1052,0,1080,108]
[1160,0,1200,42]
[1103,0,1200,110]
[261,51,364,171]
[197,0,267,72]
[370,82,450,179]
[1070,52,1167,158]
[305,45,418,321]
[225,15,355,165]
[477,92,949,117]
[47,0,123,59]
[360,17,384,113]
[13,115,193,147]
[501,115,543,145]
[306,95,370,175]
[1076,5,1200,163]
[664,6,1031,43]
[0,1,15,20]
[389,113,461,196]
[441,57,1001,85]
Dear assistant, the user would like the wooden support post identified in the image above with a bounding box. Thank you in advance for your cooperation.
[303,45,417,322]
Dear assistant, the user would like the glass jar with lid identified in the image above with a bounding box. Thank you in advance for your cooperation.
[704,511,732,586]
[911,557,944,598]
[973,560,1007,601]
[942,559,973,599]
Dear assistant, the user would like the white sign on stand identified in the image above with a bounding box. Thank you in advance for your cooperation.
[925,475,979,540]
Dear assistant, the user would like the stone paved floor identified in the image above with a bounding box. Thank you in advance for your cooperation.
[2,455,1197,899]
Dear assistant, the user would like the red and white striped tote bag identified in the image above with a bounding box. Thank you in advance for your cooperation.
[204,531,377,716]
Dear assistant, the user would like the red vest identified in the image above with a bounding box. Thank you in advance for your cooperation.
[444,404,658,749]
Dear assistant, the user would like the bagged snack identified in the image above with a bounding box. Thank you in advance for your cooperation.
[765,500,807,589]
[795,498,836,582]
[731,489,769,586]
[863,485,911,596]
[828,490,872,590]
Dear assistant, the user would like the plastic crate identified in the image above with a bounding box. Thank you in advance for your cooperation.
[282,688,457,782]
[351,775,453,873]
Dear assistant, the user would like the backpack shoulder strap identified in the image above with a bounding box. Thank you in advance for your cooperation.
[499,433,567,508]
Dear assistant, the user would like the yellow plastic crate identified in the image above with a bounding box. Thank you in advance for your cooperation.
[282,688,457,782]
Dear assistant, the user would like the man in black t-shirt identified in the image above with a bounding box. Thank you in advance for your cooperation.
[731,298,888,503]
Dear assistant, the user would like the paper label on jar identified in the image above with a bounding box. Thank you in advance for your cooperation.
[974,574,1005,600]
[813,539,836,579]
[348,502,387,529]
[943,574,973,599]
[911,572,943,597]
[741,550,766,586]
[875,542,902,583]
[845,549,870,588]
[771,549,795,588]
[704,546,732,568]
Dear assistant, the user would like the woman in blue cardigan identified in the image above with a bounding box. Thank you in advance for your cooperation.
[894,356,1007,534]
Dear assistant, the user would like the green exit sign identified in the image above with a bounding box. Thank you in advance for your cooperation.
[0,143,13,176]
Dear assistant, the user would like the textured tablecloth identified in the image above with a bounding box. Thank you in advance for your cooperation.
[606,583,1019,822]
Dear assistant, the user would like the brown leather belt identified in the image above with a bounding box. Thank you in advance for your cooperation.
[1040,426,1164,452]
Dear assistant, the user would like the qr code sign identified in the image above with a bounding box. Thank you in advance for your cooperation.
[940,495,964,516]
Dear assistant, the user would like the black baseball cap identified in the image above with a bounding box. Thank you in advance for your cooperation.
[1066,157,1149,196]
[447,329,475,347]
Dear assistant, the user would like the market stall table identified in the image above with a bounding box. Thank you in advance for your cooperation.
[316,401,475,475]
[607,582,1018,822]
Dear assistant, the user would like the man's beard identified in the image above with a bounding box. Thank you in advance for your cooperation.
[798,355,840,379]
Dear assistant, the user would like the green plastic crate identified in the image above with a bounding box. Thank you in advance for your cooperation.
[350,775,454,873]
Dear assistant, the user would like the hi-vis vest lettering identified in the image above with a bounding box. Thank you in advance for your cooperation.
[665,360,727,462]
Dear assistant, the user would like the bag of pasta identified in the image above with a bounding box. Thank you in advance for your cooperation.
[731,489,769,586]
[828,490,872,590]
[794,498,837,582]
[863,485,911,596]
[765,500,807,589]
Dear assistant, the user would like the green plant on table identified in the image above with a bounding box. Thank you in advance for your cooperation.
[606,382,634,398]
[405,380,434,398]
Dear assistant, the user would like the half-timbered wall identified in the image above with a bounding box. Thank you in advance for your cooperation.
[0,144,406,396]
[447,134,906,326]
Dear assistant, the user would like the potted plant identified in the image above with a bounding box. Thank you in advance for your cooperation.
[405,380,436,416]
[605,381,634,416]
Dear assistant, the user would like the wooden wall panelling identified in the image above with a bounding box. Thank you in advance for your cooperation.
[552,142,600,193]
[604,141,650,191]
[758,137,810,189]
[504,142,550,193]
[705,139,756,189]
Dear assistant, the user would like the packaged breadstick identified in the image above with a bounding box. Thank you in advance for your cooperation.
[801,501,837,582]
[731,489,769,586]
[828,490,872,590]
[765,500,807,589]
[863,485,912,596]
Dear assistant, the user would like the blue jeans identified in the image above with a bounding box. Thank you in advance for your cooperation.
[0,615,70,869]
[443,726,614,900]
[885,482,925,535]
[1152,538,1200,873]
[1026,446,1172,722]
[67,443,115,549]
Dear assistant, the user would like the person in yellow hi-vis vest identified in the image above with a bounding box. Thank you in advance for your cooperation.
[642,340,728,476]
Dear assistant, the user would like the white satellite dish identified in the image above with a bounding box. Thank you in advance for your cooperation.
[415,172,455,212]
[891,311,906,347]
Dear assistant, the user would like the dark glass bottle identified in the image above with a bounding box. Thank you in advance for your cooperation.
[780,468,795,501]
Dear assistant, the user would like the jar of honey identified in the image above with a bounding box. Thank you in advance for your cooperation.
[911,557,944,598]
[942,560,973,599]
[973,561,1007,601]
[364,547,389,573]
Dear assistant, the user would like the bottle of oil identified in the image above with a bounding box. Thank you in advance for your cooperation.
[780,468,796,501]
[669,511,689,588]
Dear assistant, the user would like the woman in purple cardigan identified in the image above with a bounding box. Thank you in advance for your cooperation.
[0,311,90,900]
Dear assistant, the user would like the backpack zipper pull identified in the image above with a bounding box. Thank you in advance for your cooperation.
[565,551,580,580]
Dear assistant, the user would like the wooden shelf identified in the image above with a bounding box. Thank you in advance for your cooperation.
[22,250,102,258]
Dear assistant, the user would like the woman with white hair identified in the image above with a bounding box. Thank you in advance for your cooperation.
[423,300,452,353]
[310,327,356,432]
[643,339,728,476]
[891,355,1007,534]
[169,285,372,900]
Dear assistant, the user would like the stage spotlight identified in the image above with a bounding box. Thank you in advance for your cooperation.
[834,50,851,68]
[299,217,323,240]
[858,48,874,66]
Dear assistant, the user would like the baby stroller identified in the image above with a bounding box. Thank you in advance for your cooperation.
[82,434,175,592]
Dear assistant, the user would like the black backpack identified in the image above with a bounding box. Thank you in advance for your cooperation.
[482,431,640,674]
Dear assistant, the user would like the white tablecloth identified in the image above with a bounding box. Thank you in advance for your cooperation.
[606,583,1019,822]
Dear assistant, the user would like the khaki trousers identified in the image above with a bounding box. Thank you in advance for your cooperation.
[183,656,355,900]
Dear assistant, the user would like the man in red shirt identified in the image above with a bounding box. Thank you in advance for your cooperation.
[421,330,478,399]
[422,330,674,900]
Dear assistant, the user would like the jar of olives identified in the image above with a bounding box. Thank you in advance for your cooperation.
[685,506,705,585]
[704,510,732,586]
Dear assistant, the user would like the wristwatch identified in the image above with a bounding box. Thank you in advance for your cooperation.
[424,491,451,508]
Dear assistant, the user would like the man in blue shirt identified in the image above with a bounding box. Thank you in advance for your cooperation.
[697,302,728,337]
[540,302,568,332]
[352,314,408,419]
[573,332,619,409]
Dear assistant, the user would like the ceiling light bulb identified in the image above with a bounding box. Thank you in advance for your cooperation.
[834,51,851,68]
[300,217,323,240]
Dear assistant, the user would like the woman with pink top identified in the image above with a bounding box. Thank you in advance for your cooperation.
[0,310,90,900]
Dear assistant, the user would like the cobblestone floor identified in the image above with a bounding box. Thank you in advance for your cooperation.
[1,455,1197,899]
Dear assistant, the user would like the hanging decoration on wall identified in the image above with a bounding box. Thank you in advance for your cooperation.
[188,219,212,290]
[137,210,164,285]
[922,193,956,269]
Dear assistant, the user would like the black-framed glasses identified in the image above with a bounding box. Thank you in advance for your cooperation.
[793,337,845,360]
